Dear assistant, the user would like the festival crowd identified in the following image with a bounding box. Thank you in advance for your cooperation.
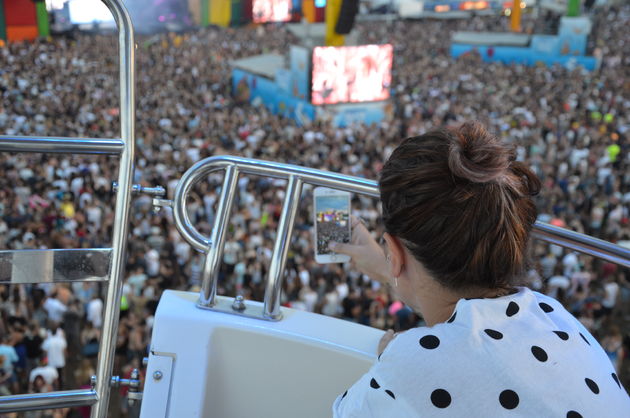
[0,3,628,417]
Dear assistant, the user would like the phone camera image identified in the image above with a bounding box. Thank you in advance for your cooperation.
[315,194,350,255]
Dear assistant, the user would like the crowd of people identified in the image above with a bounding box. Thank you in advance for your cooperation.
[0,3,628,416]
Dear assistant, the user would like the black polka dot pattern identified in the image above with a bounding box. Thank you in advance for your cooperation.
[584,378,599,394]
[499,390,519,409]
[539,302,554,313]
[345,293,630,415]
[553,331,569,341]
[506,301,519,317]
[430,389,451,408]
[484,329,503,340]
[531,346,548,362]
[419,335,440,349]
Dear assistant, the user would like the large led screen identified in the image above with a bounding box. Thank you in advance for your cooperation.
[252,0,292,23]
[311,44,393,105]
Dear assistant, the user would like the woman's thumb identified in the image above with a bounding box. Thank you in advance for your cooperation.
[329,241,360,257]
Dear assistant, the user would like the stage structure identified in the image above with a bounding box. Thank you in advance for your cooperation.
[64,0,192,33]
[193,0,301,26]
[451,16,597,70]
[231,41,393,127]
[0,0,49,43]
[191,0,350,28]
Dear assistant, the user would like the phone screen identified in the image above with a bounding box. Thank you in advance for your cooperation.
[315,193,350,255]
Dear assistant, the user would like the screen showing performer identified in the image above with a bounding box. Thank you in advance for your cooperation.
[252,0,292,23]
[311,44,393,105]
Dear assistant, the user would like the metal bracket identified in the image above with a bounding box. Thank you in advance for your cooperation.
[93,368,143,407]
[127,391,143,404]
[0,248,112,284]
[109,375,140,389]
[113,182,166,197]
[112,182,170,214]
[152,198,173,214]
[197,296,282,322]
[140,353,174,418]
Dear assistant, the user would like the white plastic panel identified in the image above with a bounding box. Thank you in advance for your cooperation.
[203,326,374,417]
[140,290,384,418]
[140,353,174,418]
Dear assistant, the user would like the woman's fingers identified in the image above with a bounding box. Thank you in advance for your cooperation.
[328,214,389,283]
[349,214,364,227]
[328,241,362,258]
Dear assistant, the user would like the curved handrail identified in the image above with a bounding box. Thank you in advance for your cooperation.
[172,156,382,318]
[173,155,378,252]
[171,155,630,320]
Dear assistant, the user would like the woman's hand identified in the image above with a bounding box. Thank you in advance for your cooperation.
[378,329,396,357]
[329,216,389,284]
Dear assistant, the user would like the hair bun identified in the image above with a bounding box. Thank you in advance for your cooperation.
[447,121,512,184]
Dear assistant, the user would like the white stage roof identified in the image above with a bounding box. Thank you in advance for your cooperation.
[452,31,531,46]
[231,54,285,79]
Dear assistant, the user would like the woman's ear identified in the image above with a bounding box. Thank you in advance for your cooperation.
[383,232,406,279]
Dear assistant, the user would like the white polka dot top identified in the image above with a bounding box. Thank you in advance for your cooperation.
[333,287,630,417]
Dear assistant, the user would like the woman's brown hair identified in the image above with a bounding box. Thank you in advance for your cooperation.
[379,121,541,290]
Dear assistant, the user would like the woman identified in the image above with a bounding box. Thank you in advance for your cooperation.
[601,325,624,374]
[330,122,629,417]
[75,359,95,418]
[80,321,100,359]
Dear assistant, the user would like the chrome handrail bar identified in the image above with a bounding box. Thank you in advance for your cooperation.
[0,135,124,154]
[173,156,378,253]
[0,248,113,284]
[173,155,378,319]
[198,165,240,306]
[91,0,136,417]
[532,223,630,268]
[0,1,136,416]
[265,175,303,318]
[173,155,630,320]
[0,390,98,413]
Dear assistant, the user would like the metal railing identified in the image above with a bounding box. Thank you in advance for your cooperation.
[0,0,627,413]
[0,1,136,416]
[171,156,378,320]
[169,155,630,321]
[0,136,125,154]
[0,390,98,412]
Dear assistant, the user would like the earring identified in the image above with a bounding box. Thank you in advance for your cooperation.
[393,277,398,287]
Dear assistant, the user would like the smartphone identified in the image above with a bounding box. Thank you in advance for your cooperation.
[314,187,351,264]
